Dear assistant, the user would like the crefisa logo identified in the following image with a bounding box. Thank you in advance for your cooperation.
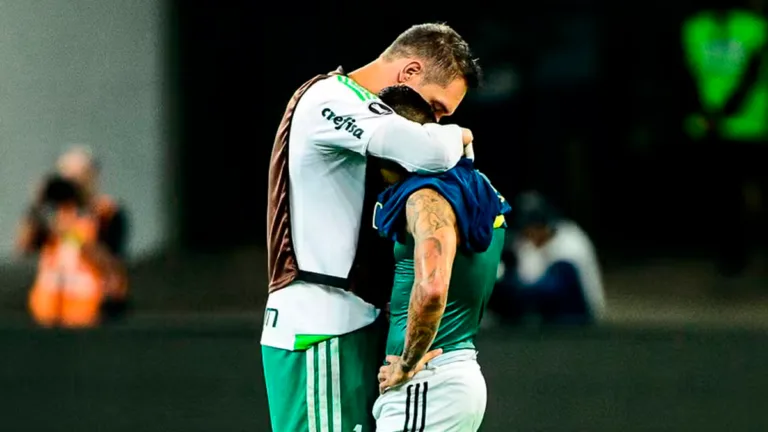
[321,108,364,139]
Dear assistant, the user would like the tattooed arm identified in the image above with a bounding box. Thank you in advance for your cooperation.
[377,187,459,392]
[400,187,459,372]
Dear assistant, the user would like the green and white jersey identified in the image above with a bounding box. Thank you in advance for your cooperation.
[385,227,506,356]
[262,74,465,351]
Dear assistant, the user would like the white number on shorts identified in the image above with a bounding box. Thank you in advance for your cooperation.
[353,425,362,432]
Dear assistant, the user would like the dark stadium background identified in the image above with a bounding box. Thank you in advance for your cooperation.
[2,1,768,431]
[181,2,700,255]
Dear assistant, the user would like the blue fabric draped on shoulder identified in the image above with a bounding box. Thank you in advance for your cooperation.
[373,158,511,253]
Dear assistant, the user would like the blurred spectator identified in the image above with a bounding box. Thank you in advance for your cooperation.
[492,192,605,325]
[16,146,129,328]
[682,0,768,275]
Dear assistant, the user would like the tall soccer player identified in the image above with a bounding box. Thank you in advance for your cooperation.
[263,24,482,432]
[371,85,509,431]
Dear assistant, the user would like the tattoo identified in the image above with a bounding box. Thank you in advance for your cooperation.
[400,188,458,372]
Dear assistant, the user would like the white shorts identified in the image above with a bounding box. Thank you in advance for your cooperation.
[372,350,487,432]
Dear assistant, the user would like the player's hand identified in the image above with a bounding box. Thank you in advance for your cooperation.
[461,128,473,146]
[377,348,443,394]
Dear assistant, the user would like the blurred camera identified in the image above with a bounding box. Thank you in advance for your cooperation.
[41,175,85,207]
[37,175,87,227]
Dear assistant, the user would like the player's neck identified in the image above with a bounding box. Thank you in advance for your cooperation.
[348,59,397,95]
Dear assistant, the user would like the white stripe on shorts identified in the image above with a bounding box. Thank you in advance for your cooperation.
[318,341,329,432]
[330,338,342,432]
[306,345,318,432]
[307,340,343,432]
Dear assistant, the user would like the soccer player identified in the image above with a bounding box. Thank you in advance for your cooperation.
[371,85,509,431]
[263,24,482,432]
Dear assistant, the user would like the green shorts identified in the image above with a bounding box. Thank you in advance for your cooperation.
[262,319,385,432]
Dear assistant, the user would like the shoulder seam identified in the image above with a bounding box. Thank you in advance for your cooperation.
[299,75,375,108]
[335,75,377,102]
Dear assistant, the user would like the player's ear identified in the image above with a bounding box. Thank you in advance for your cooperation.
[398,61,423,83]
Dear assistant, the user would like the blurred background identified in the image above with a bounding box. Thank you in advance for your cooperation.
[1,0,768,430]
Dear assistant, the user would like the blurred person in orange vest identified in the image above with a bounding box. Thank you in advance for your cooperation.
[16,145,129,327]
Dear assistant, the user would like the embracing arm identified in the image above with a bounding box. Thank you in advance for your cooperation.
[366,121,466,173]
[400,188,459,372]
[305,78,468,173]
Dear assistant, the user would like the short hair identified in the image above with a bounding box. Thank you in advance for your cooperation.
[378,85,435,124]
[382,23,482,89]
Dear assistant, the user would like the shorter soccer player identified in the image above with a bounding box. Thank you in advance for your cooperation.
[370,85,510,431]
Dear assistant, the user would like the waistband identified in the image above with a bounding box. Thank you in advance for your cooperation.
[425,349,477,369]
